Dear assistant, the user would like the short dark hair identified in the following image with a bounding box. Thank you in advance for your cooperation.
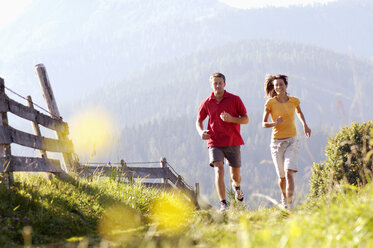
[264,74,288,98]
[209,72,226,83]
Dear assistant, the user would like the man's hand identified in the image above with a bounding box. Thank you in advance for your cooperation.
[220,111,233,122]
[200,130,211,140]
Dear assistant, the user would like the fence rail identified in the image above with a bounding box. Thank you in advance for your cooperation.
[0,156,62,173]
[0,77,75,185]
[0,93,68,132]
[77,157,205,208]
[0,70,206,209]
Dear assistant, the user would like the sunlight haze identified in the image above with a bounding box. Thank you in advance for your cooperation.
[0,0,372,217]
[0,0,32,30]
[219,0,339,8]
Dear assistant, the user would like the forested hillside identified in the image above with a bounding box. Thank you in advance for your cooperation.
[2,0,373,206]
[71,40,373,127]
[67,40,372,205]
[1,0,373,101]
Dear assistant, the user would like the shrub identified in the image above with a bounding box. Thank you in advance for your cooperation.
[309,121,373,200]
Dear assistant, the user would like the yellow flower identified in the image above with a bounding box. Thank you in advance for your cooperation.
[99,204,141,242]
[149,192,194,235]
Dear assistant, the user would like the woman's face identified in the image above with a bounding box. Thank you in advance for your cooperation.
[273,79,287,95]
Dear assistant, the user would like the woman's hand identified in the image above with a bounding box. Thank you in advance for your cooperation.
[304,124,311,138]
[275,116,283,125]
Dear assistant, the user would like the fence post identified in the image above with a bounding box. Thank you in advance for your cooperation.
[0,78,14,186]
[195,182,200,199]
[35,64,75,172]
[160,157,168,185]
[26,95,53,180]
[120,159,127,168]
[121,159,133,183]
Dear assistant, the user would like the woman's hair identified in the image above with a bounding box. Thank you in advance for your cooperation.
[264,74,288,98]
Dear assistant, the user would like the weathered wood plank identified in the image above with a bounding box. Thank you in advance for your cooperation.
[75,163,199,207]
[36,64,75,172]
[140,182,174,189]
[6,96,68,133]
[0,156,62,173]
[166,168,196,197]
[0,92,9,112]
[0,126,73,153]
[77,166,169,179]
[35,64,61,118]
[0,77,14,186]
[125,167,169,178]
[0,124,11,144]
[26,96,47,157]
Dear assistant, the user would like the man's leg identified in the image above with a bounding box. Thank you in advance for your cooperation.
[212,161,225,201]
[230,167,244,201]
[285,169,296,204]
[225,146,244,201]
[230,167,241,187]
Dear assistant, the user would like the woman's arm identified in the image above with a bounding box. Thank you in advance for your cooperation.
[296,105,311,138]
[262,108,282,128]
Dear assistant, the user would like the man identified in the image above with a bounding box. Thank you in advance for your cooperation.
[196,72,249,211]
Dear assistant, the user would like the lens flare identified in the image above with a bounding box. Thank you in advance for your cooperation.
[69,108,116,159]
[99,204,141,242]
[149,191,194,235]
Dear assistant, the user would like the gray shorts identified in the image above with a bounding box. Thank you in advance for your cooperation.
[270,137,299,178]
[208,146,241,168]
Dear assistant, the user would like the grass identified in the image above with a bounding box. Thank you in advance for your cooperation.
[1,172,373,247]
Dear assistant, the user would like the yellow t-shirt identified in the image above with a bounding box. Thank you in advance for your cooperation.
[265,96,300,139]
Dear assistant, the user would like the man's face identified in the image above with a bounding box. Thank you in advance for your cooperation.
[210,77,226,95]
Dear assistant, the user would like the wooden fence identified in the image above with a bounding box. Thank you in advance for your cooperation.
[0,77,76,185]
[0,65,206,208]
[77,157,205,208]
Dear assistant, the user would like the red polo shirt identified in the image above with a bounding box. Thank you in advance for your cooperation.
[198,91,247,147]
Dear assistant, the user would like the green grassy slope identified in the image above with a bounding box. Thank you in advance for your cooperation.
[1,173,373,247]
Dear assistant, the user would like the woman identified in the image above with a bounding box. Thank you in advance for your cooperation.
[262,74,311,209]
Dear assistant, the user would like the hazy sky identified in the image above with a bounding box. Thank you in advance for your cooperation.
[0,0,32,30]
[0,0,340,30]
[219,0,338,8]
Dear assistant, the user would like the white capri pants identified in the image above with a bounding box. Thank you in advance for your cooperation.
[270,136,299,178]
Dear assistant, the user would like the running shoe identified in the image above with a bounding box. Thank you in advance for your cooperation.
[232,182,244,202]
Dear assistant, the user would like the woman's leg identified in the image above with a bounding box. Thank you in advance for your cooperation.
[271,139,286,203]
[284,137,299,205]
[279,177,286,198]
[285,169,296,204]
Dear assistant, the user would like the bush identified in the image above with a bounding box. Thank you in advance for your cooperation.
[309,121,373,200]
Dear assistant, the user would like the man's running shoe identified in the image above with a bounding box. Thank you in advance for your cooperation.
[232,182,244,202]
[220,201,228,211]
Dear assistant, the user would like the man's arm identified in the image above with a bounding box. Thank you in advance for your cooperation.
[220,112,249,124]
[196,119,210,140]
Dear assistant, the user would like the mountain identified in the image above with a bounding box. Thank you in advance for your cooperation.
[71,40,373,205]
[73,40,373,128]
[1,0,373,206]
[0,0,372,103]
